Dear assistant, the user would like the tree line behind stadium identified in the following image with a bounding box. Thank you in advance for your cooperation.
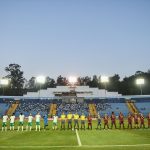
[0,63,150,96]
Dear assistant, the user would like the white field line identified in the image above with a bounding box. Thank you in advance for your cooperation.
[75,129,82,146]
[83,144,150,147]
[0,146,78,148]
[0,144,150,148]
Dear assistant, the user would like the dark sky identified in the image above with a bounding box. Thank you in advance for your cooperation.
[0,0,150,79]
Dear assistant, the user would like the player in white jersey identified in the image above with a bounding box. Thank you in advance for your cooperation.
[2,114,8,131]
[18,113,25,131]
[26,113,33,131]
[35,112,41,131]
[52,114,58,130]
[10,113,15,131]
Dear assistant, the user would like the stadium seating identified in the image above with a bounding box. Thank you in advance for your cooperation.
[96,103,129,116]
[0,97,150,118]
[15,99,51,117]
[135,102,150,116]
[0,103,10,117]
[57,102,89,117]
[24,86,122,98]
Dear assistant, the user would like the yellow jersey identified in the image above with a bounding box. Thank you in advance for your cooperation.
[67,114,72,120]
[61,114,66,120]
[74,114,79,120]
[80,115,85,121]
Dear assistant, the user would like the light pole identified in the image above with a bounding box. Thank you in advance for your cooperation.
[68,76,77,103]
[68,76,77,87]
[36,76,46,98]
[136,78,144,95]
[101,76,109,98]
[0,79,9,96]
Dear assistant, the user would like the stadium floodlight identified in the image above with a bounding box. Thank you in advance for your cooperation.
[0,78,9,96]
[136,78,144,95]
[0,79,9,85]
[68,76,77,85]
[100,76,109,97]
[36,76,46,98]
[36,76,46,84]
[101,76,109,83]
[68,76,77,93]
[136,78,144,85]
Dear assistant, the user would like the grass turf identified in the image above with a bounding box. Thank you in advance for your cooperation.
[0,120,150,150]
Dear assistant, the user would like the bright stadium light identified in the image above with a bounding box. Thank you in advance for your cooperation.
[100,76,109,97]
[0,79,9,85]
[0,78,9,96]
[68,76,77,85]
[36,76,46,84]
[68,76,77,93]
[101,76,109,83]
[136,78,144,85]
[136,78,145,95]
[36,76,46,98]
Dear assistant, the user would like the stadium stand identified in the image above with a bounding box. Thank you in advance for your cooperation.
[57,102,89,117]
[15,99,51,117]
[0,103,10,117]
[0,99,11,117]
[0,95,150,118]
[89,103,97,117]
[128,97,150,116]
[49,103,57,117]
[6,102,19,116]
[24,86,122,98]
[126,100,139,114]
[136,102,150,116]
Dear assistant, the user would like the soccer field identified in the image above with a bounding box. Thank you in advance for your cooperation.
[0,120,150,150]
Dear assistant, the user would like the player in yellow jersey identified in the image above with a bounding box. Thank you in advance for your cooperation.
[80,113,86,130]
[67,112,73,130]
[74,112,79,130]
[60,112,66,130]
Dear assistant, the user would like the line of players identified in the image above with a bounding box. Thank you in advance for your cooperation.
[1,112,150,131]
[2,112,41,131]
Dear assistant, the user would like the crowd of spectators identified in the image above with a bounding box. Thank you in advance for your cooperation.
[95,103,112,112]
[15,100,50,115]
[15,100,113,116]
[57,102,89,115]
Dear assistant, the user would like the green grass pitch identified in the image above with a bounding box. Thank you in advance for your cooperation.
[0,119,150,150]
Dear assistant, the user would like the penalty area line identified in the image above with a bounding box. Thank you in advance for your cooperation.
[75,129,82,146]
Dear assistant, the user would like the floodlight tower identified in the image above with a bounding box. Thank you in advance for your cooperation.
[136,78,144,95]
[68,76,77,103]
[68,76,77,86]
[68,76,78,91]
[36,76,46,98]
[0,78,9,96]
[101,76,109,97]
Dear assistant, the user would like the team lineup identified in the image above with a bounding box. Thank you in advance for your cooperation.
[1,112,150,131]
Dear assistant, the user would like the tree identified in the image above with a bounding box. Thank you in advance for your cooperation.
[90,75,99,87]
[27,77,36,89]
[44,77,56,88]
[56,75,67,86]
[5,64,25,89]
[108,74,120,92]
[82,76,92,86]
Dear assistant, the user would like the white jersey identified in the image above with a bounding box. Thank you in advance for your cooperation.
[36,114,41,122]
[19,115,24,122]
[10,115,15,123]
[53,116,58,123]
[28,115,33,123]
[3,115,8,122]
